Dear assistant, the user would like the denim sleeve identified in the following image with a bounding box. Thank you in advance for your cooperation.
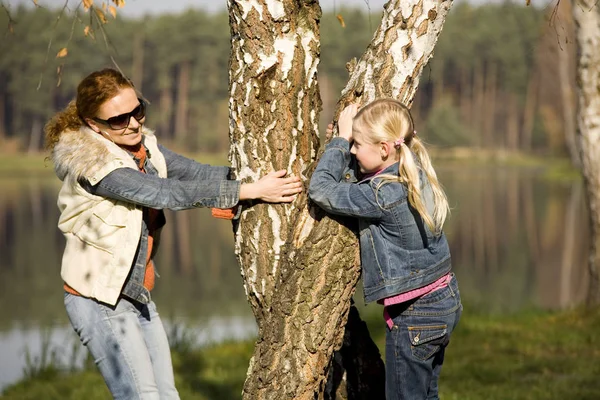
[85,167,240,211]
[159,144,231,181]
[308,137,383,218]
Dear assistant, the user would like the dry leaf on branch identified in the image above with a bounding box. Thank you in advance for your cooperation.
[95,8,108,23]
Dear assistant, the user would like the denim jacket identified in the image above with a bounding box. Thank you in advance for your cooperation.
[83,140,238,304]
[53,126,240,305]
[308,137,452,303]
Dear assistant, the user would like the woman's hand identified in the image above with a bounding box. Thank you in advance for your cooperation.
[240,170,303,203]
[337,103,359,142]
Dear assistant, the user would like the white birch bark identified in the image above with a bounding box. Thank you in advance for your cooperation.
[228,0,321,321]
[572,0,600,304]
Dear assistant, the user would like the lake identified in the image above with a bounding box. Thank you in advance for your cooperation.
[0,162,590,391]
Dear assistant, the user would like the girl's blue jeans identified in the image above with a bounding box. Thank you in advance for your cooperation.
[64,293,180,400]
[385,273,462,400]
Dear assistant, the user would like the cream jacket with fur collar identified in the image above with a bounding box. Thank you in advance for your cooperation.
[53,126,167,306]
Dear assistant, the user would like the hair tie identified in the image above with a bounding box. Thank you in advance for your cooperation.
[393,138,404,149]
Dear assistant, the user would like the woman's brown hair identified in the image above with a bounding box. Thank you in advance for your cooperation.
[44,68,134,151]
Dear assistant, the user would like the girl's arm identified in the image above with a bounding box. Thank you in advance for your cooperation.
[308,138,383,219]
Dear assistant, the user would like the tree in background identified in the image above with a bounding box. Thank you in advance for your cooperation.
[571,0,600,305]
[0,2,576,157]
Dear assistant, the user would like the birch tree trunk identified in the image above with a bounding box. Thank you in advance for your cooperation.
[572,0,600,305]
[227,0,454,398]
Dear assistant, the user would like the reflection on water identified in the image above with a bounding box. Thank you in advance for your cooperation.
[440,165,589,312]
[0,165,590,390]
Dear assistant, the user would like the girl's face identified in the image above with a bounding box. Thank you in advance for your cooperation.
[350,131,386,174]
[87,87,145,147]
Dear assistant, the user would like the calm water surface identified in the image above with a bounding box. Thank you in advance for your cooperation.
[0,164,589,391]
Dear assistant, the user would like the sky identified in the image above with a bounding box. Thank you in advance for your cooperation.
[6,0,555,18]
[7,0,393,17]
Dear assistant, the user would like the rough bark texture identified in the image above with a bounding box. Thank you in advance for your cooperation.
[572,1,600,305]
[227,0,453,398]
[228,0,322,322]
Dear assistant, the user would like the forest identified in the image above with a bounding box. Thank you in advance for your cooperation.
[0,1,574,157]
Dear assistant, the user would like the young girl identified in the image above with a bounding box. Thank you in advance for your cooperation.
[45,68,302,399]
[309,99,462,399]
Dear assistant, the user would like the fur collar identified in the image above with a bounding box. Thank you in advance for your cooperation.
[52,125,155,182]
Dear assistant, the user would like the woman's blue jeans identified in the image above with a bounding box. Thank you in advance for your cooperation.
[64,293,180,399]
[385,273,462,400]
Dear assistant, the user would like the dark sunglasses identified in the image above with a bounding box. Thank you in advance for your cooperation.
[93,98,146,130]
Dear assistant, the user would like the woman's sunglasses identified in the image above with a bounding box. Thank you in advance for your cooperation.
[93,98,146,130]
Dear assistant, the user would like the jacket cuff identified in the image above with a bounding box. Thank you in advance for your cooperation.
[326,137,351,152]
[218,180,241,209]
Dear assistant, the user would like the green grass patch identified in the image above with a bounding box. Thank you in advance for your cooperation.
[3,306,599,399]
[0,153,55,176]
[439,306,600,399]
[429,147,581,181]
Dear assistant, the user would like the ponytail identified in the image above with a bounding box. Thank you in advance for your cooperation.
[357,98,449,235]
[408,136,449,234]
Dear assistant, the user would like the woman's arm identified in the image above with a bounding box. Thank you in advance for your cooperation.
[84,168,239,210]
[85,167,302,210]
[158,144,231,181]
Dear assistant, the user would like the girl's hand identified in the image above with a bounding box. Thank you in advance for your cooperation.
[240,170,303,203]
[338,103,359,142]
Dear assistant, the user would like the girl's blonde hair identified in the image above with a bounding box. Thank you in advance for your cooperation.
[45,68,135,151]
[353,98,449,235]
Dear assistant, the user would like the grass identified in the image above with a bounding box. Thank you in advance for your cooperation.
[0,340,253,400]
[439,306,600,399]
[0,153,55,177]
[429,147,582,181]
[2,306,599,399]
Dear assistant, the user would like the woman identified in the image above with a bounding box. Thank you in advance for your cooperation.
[45,68,302,399]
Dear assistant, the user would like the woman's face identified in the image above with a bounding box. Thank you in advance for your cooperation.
[87,87,145,146]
